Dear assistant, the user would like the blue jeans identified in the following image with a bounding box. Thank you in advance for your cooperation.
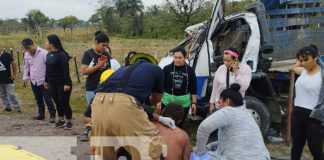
[86,91,95,105]
[0,83,20,111]
[31,83,56,117]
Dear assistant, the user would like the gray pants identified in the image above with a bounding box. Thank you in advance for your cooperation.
[0,83,20,111]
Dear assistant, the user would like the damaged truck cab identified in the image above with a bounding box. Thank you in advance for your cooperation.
[160,0,275,134]
[160,0,324,135]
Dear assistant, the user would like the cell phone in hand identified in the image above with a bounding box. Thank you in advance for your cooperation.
[230,59,238,72]
[99,55,107,61]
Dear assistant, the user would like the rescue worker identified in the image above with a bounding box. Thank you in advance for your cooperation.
[83,53,175,159]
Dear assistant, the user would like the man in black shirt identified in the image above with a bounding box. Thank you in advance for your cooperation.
[80,31,111,104]
[0,51,21,112]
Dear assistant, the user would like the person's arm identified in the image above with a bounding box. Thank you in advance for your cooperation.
[44,54,49,88]
[189,67,197,114]
[44,67,48,89]
[60,53,71,86]
[80,55,107,75]
[196,109,231,155]
[234,64,252,93]
[209,67,222,113]
[10,60,17,80]
[292,61,304,75]
[191,94,197,114]
[151,92,176,129]
[151,66,176,128]
[22,53,30,87]
[151,92,163,106]
[22,53,30,81]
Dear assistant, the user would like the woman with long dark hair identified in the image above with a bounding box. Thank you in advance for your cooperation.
[161,46,197,128]
[291,44,323,160]
[44,34,73,129]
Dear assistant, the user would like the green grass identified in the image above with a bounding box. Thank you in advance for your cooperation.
[0,28,180,115]
[0,29,313,159]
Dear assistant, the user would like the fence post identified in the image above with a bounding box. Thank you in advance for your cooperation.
[10,48,13,57]
[73,55,80,83]
[286,70,295,143]
[17,50,21,73]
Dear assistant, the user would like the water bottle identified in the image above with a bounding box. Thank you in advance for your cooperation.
[81,58,95,78]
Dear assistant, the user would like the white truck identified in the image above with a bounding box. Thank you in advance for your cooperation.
[159,0,324,135]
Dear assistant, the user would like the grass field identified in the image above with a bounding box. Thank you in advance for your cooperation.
[0,28,180,115]
[0,29,313,159]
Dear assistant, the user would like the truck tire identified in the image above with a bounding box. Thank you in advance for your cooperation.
[245,96,271,135]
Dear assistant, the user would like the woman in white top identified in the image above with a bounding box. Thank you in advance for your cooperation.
[196,83,270,160]
[209,48,252,113]
[292,44,323,160]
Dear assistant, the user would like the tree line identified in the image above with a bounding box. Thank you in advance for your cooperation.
[0,0,255,39]
[92,0,214,38]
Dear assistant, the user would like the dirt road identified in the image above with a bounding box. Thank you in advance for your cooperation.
[0,111,310,160]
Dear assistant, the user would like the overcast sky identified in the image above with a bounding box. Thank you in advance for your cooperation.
[0,0,165,21]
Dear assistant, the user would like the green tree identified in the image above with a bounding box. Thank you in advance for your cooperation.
[166,0,205,28]
[97,6,123,34]
[88,13,101,30]
[58,16,78,34]
[114,0,144,36]
[58,18,68,32]
[65,15,79,34]
[24,10,49,37]
[92,0,215,38]
[0,19,23,34]
[47,18,56,31]
[190,1,213,24]
[225,0,256,16]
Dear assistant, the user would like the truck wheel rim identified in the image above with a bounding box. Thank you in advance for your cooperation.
[247,109,261,126]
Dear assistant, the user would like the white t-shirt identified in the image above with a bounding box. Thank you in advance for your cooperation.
[294,70,322,110]
[110,59,121,71]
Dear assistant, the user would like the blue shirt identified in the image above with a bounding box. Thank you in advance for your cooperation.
[84,62,164,117]
[97,62,164,103]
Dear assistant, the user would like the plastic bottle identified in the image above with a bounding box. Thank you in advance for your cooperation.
[81,58,95,78]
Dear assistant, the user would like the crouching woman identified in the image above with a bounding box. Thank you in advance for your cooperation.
[194,83,270,160]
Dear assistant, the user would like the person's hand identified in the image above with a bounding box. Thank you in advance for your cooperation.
[292,60,305,75]
[23,80,28,88]
[230,60,239,75]
[155,102,162,114]
[158,116,176,129]
[97,57,107,68]
[44,82,48,89]
[294,61,302,67]
[64,85,71,92]
[191,103,197,115]
[9,75,16,80]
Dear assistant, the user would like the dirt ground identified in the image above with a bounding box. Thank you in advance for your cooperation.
[0,111,313,160]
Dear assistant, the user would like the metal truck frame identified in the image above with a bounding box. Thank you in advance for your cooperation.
[159,0,324,135]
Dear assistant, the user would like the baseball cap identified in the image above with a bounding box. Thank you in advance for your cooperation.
[22,38,33,48]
